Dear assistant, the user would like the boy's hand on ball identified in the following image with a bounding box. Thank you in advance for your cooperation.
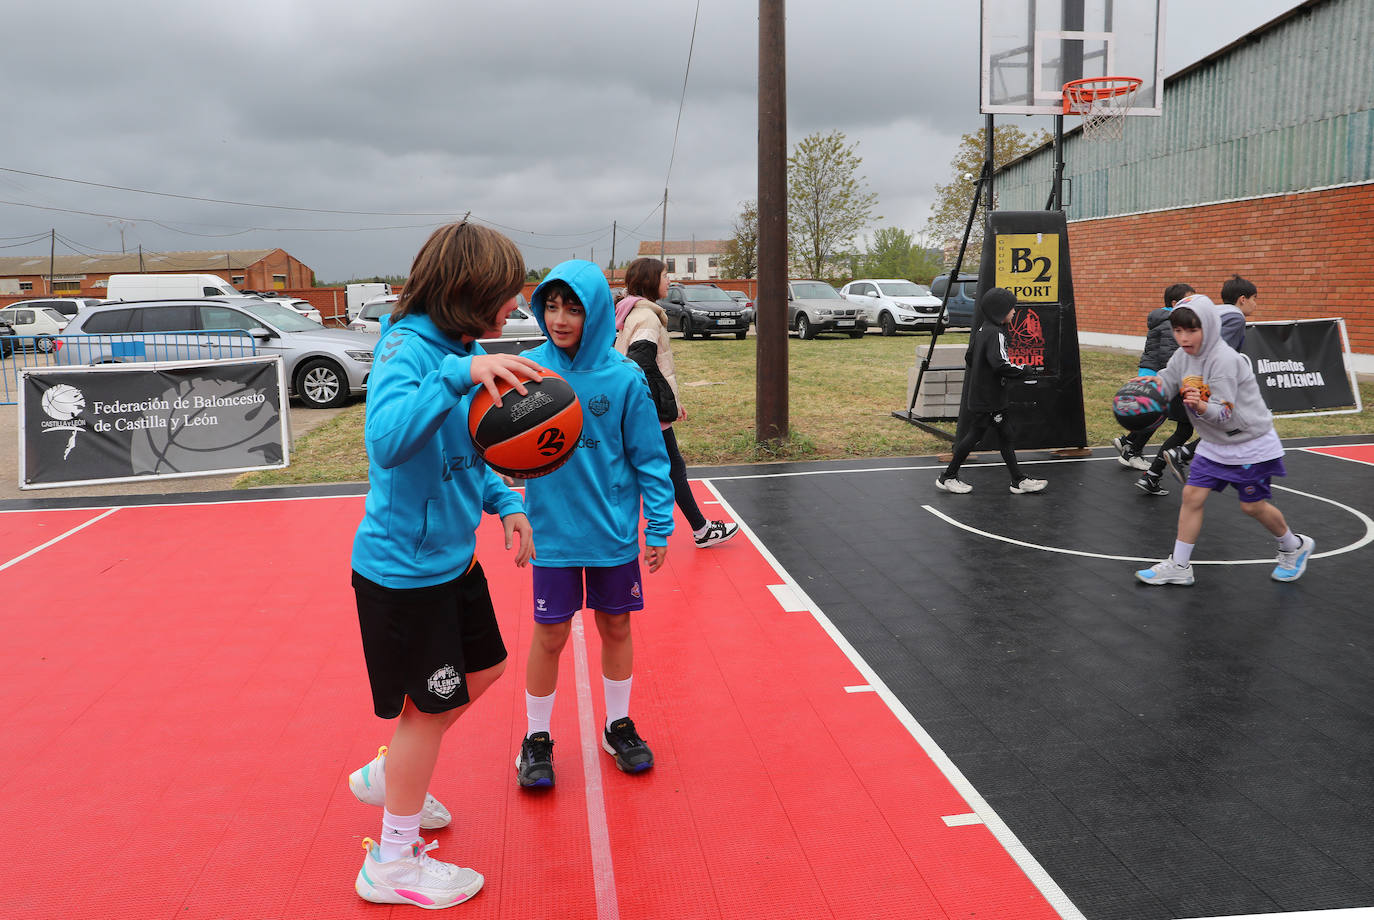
[472,354,545,406]
[503,512,534,567]
[644,544,667,573]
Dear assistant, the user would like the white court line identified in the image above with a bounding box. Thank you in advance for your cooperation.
[701,479,1087,920]
[923,481,1374,565]
[942,813,983,827]
[767,583,807,612]
[0,508,119,572]
[571,613,619,920]
[844,685,876,693]
[1181,909,1374,920]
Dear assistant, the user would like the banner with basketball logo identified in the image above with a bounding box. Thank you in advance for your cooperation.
[1241,318,1361,417]
[18,356,289,489]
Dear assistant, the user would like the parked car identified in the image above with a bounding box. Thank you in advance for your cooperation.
[929,273,979,328]
[724,290,757,326]
[0,316,15,357]
[787,281,867,339]
[838,279,943,335]
[59,297,376,409]
[0,304,69,352]
[6,297,104,319]
[657,284,749,339]
[348,295,398,334]
[348,294,542,339]
[262,296,324,324]
[492,297,542,339]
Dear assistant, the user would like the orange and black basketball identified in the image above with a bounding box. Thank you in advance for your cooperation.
[467,371,582,478]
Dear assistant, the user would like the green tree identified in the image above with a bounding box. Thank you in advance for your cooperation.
[787,131,879,278]
[859,227,941,283]
[925,125,1051,268]
[719,200,759,279]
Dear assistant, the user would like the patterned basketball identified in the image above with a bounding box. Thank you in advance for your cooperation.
[467,372,582,478]
[1112,378,1167,432]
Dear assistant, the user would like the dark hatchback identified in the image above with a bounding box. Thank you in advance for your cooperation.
[657,284,750,339]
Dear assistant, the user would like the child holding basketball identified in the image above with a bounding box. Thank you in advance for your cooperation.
[1135,294,1313,586]
[1114,282,1193,481]
[936,287,1047,495]
[514,259,675,788]
[346,221,545,909]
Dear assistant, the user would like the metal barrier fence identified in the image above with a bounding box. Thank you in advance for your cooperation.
[1,331,258,405]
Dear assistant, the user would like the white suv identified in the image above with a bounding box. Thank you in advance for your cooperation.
[838,279,943,335]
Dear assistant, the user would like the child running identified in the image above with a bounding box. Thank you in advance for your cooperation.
[346,221,543,908]
[1135,294,1314,586]
[1113,282,1194,481]
[513,259,675,788]
[936,287,1047,495]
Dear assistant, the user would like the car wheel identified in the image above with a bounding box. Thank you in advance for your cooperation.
[735,329,747,340]
[848,331,865,338]
[35,336,55,353]
[295,358,349,409]
[796,314,816,340]
[879,312,897,336]
[681,317,695,340]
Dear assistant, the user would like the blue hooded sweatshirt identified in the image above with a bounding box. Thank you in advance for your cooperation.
[523,260,674,567]
[351,311,525,589]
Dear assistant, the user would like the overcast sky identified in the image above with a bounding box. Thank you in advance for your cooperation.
[0,0,1299,283]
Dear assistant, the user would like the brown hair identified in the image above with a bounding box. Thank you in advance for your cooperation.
[1170,306,1202,330]
[624,257,666,301]
[392,222,525,338]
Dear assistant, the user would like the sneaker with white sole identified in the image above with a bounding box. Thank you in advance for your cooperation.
[515,732,555,788]
[1135,474,1169,496]
[602,717,654,773]
[1135,556,1195,586]
[1113,436,1151,471]
[1162,447,1190,484]
[349,745,452,830]
[935,476,972,494]
[1010,477,1047,494]
[694,520,739,548]
[1272,534,1314,582]
[356,837,483,909]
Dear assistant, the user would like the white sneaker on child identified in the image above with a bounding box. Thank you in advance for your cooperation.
[694,520,738,548]
[1135,556,1195,586]
[356,838,483,909]
[1272,534,1315,582]
[936,477,972,494]
[1010,477,1047,494]
[349,745,452,830]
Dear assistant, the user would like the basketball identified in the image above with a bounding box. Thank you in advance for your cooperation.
[41,384,86,421]
[1112,378,1166,432]
[468,372,582,478]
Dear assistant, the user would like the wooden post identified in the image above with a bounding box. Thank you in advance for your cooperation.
[756,0,787,443]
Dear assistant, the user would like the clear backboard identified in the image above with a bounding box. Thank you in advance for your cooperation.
[980,0,1165,116]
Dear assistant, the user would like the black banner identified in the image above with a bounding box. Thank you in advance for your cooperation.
[19,357,288,489]
[1241,319,1357,414]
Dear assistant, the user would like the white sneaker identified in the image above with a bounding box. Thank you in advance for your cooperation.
[356,838,483,909]
[1010,477,1047,494]
[349,745,452,830]
[1113,436,1150,471]
[1272,534,1315,582]
[694,520,738,548]
[1135,556,1195,586]
[936,477,972,494]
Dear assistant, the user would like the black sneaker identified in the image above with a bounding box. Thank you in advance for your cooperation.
[1162,447,1190,484]
[601,717,654,773]
[515,732,555,788]
[694,520,738,548]
[1135,474,1169,496]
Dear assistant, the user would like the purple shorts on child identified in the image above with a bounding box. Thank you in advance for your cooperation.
[1188,454,1287,503]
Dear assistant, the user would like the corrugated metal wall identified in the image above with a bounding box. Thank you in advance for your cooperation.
[997,0,1374,218]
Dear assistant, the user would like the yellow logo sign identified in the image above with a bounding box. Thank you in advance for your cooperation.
[995,233,1059,303]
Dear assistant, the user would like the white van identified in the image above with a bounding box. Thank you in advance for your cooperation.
[346,282,392,320]
[105,273,240,301]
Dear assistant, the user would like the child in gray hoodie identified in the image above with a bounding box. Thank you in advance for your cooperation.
[1134,294,1314,586]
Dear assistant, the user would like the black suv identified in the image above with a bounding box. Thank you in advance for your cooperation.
[929,273,978,328]
[657,284,749,339]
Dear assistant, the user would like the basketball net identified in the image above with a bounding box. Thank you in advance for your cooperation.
[1062,77,1141,142]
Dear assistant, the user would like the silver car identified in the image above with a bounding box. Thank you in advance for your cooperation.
[59,297,375,409]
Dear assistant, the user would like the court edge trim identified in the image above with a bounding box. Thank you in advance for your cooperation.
[571,614,620,920]
[702,479,1087,920]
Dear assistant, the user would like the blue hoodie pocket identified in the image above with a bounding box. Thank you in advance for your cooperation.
[416,498,438,559]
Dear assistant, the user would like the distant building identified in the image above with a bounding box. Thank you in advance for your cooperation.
[636,240,729,281]
[0,249,313,297]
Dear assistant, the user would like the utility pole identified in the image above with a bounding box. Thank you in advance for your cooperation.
[659,188,668,261]
[48,229,55,295]
[610,220,617,278]
[756,0,787,442]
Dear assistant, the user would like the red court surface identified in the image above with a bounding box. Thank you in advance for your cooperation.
[1305,442,1374,466]
[1,486,1067,920]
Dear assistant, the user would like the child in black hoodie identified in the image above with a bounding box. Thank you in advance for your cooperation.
[936,287,1047,495]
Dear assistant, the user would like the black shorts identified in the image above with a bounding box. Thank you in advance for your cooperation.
[353,563,507,718]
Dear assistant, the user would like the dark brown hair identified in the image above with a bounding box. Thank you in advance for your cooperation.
[624,257,666,300]
[1163,282,1194,308]
[392,222,525,338]
[1170,306,1203,330]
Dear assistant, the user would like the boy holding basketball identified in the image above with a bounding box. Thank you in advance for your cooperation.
[346,221,544,909]
[1113,282,1193,484]
[1135,294,1313,586]
[514,259,675,788]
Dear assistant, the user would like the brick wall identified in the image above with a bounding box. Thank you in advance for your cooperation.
[1069,182,1374,356]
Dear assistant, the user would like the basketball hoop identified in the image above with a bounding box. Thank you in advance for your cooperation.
[1062,77,1142,142]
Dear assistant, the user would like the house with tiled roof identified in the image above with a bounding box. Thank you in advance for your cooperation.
[635,240,730,281]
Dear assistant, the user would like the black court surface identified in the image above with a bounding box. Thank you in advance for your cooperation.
[700,436,1374,920]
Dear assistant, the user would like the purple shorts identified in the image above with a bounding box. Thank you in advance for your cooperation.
[532,560,644,623]
[1188,454,1287,503]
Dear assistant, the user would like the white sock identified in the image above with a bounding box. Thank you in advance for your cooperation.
[693,522,711,537]
[526,689,556,738]
[379,809,422,862]
[603,675,632,728]
[1173,540,1195,566]
[1277,530,1301,552]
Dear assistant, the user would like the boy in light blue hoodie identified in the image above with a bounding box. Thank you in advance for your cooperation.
[514,259,675,788]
